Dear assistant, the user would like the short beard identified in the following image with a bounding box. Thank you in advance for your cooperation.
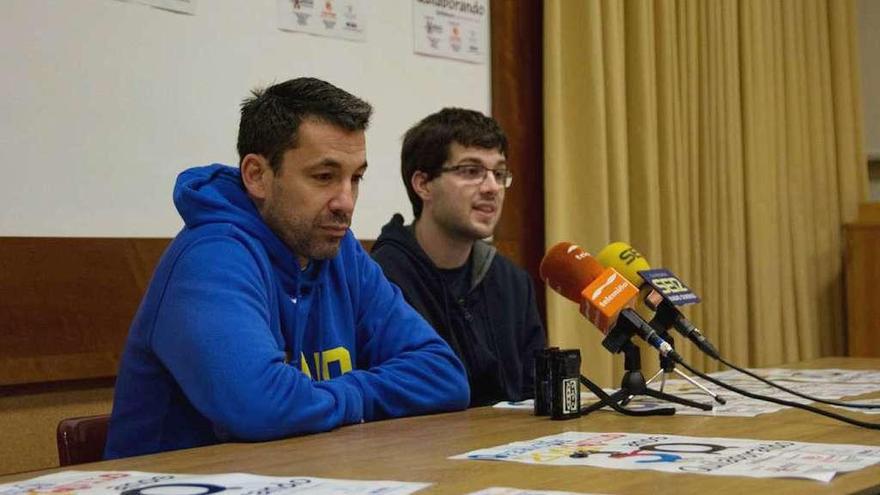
[435,209,496,242]
[263,201,349,261]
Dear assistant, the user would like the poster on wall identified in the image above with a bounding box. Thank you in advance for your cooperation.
[277,0,367,42]
[412,0,488,64]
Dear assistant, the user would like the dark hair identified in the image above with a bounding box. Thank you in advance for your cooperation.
[237,77,373,171]
[401,108,508,218]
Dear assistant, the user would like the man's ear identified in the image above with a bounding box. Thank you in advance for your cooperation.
[241,154,272,200]
[411,171,433,202]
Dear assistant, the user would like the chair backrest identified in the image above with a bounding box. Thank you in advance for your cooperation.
[56,414,111,466]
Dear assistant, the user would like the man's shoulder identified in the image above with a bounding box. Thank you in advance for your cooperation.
[371,232,422,270]
[371,242,426,287]
[372,237,414,260]
[165,223,270,274]
[175,222,261,251]
[482,246,532,285]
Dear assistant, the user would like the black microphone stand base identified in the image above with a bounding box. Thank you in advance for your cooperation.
[578,374,676,417]
[581,342,713,416]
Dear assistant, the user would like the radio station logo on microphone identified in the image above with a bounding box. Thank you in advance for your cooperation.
[590,272,618,305]
[653,277,688,294]
[619,246,643,265]
[638,269,700,306]
[583,268,639,331]
[566,244,589,261]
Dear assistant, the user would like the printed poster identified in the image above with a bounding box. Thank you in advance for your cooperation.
[277,0,367,42]
[413,0,488,64]
[0,471,429,495]
[452,431,880,482]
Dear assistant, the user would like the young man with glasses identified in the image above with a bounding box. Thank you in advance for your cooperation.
[372,108,545,407]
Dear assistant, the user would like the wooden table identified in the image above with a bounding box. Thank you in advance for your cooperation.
[2,357,879,494]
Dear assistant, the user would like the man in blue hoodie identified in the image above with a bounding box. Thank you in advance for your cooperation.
[105,78,470,459]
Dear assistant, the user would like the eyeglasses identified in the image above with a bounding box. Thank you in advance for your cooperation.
[439,164,513,188]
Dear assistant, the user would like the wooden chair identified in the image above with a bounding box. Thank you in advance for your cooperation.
[56,414,110,466]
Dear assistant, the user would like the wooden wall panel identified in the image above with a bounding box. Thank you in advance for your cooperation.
[0,238,382,387]
[857,202,880,222]
[0,238,169,386]
[845,223,880,357]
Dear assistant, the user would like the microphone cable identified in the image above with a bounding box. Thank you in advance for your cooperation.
[714,355,880,410]
[669,329,880,410]
[672,358,880,430]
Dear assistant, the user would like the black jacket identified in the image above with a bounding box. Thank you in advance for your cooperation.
[371,214,546,407]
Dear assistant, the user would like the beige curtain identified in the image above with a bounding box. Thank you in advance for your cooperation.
[544,0,867,387]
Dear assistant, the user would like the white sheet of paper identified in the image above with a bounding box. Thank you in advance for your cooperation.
[0,471,429,495]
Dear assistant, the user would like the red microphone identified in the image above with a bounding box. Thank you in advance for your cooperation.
[539,242,604,303]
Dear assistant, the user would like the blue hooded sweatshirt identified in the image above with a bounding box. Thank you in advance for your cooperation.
[105,164,470,458]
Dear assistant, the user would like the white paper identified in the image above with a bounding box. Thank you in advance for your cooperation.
[277,0,366,42]
[493,399,535,410]
[412,0,487,64]
[709,367,880,384]
[451,431,880,482]
[0,471,429,495]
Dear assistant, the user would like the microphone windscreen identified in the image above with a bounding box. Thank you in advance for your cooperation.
[596,241,652,286]
[539,242,605,303]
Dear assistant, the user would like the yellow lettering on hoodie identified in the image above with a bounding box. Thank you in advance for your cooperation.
[312,347,353,379]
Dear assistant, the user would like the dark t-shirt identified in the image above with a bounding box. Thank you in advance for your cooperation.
[437,255,473,301]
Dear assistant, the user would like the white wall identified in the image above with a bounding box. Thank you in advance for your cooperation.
[0,0,491,237]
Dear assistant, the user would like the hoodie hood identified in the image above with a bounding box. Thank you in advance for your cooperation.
[173,164,316,280]
[373,213,432,266]
[373,213,496,291]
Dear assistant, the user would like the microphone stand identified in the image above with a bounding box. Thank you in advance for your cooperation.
[579,373,674,417]
[582,341,713,414]
[646,306,726,405]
